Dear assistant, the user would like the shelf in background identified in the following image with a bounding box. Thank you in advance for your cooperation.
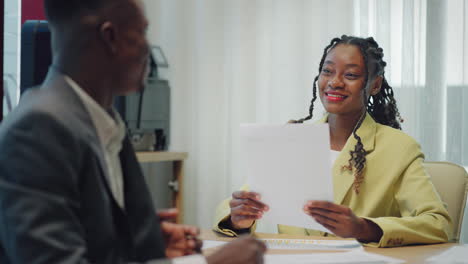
[136,151,188,163]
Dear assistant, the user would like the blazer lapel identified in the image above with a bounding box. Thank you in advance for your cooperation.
[320,113,377,204]
[119,136,167,259]
[41,69,116,204]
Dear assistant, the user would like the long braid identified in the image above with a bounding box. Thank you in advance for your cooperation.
[294,75,319,123]
[368,77,402,129]
[348,109,367,193]
[290,37,341,123]
[346,37,371,193]
[291,35,403,194]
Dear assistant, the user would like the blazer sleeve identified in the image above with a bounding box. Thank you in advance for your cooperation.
[0,112,170,264]
[363,141,453,248]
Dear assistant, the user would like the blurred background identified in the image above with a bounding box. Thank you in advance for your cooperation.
[2,0,468,229]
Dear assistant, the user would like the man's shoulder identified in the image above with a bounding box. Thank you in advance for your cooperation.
[1,82,93,143]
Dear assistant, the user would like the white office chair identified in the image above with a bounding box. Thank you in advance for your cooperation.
[424,162,468,242]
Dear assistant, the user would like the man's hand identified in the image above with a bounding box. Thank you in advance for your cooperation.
[157,209,202,258]
[157,208,179,223]
[303,201,382,242]
[206,236,266,264]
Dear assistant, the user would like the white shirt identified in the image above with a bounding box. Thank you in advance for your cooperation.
[330,150,341,166]
[65,76,206,264]
[66,76,127,209]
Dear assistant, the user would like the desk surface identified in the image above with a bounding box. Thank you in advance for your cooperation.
[201,230,457,264]
[136,151,188,163]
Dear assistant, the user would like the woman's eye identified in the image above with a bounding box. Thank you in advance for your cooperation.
[322,69,332,74]
[345,73,360,79]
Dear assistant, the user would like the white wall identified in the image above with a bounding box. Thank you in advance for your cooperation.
[3,0,21,117]
[143,0,353,227]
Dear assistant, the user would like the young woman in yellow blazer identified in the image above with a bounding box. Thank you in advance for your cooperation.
[213,35,452,247]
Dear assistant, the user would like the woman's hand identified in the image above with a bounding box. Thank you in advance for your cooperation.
[303,201,382,242]
[229,191,269,230]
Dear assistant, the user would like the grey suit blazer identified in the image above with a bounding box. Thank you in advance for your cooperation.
[0,70,170,264]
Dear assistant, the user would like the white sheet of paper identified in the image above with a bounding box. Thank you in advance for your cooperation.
[202,240,228,250]
[265,251,404,264]
[261,238,361,250]
[202,238,361,251]
[240,123,333,232]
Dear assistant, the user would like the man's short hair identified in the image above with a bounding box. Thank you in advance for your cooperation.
[44,0,117,25]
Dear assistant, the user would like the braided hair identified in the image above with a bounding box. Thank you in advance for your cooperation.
[292,35,402,194]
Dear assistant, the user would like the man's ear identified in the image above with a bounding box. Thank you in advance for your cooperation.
[370,76,383,96]
[99,21,118,54]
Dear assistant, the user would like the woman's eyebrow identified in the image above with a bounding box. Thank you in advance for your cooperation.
[344,63,361,69]
[324,61,362,69]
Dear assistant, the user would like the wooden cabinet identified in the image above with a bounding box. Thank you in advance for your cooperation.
[137,152,188,223]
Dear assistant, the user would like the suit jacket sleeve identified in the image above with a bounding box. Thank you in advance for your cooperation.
[0,112,171,264]
[363,140,452,247]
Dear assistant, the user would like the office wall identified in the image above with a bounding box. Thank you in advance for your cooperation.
[3,0,45,118]
[3,0,20,117]
[143,0,354,227]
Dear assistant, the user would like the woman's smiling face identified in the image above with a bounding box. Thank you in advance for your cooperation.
[318,44,369,117]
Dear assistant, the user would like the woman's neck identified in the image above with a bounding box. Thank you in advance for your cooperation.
[328,111,365,151]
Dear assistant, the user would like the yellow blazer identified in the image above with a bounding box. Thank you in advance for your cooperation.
[213,113,452,247]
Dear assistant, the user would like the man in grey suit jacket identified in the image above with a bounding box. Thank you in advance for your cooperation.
[0,0,266,263]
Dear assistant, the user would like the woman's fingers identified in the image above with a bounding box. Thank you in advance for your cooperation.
[306,209,340,223]
[304,201,363,238]
[232,191,261,200]
[305,200,352,215]
[229,191,269,227]
[230,198,269,212]
[231,191,269,211]
[231,203,265,217]
[229,191,270,230]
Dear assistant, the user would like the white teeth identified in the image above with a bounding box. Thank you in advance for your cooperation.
[327,93,345,98]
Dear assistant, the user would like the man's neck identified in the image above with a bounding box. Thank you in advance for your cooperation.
[55,60,115,110]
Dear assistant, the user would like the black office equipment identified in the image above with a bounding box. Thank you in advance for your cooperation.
[19,20,171,150]
[115,47,171,151]
[20,20,52,94]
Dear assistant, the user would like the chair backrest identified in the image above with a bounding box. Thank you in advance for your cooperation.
[424,162,468,242]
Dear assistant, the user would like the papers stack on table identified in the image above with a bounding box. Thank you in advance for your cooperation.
[261,238,362,250]
[265,251,404,264]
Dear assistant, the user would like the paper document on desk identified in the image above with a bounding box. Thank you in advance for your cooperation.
[202,238,361,251]
[240,123,333,232]
[262,238,361,250]
[426,245,468,264]
[265,251,404,264]
[202,240,228,250]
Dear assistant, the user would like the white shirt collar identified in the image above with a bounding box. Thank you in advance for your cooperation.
[64,75,126,150]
